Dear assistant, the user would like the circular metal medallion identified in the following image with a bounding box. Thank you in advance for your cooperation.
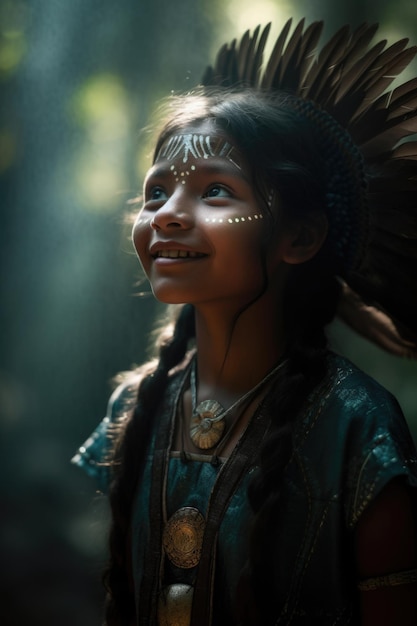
[158,584,194,626]
[190,400,225,449]
[163,507,205,569]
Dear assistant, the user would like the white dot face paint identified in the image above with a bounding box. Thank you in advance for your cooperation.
[147,132,263,223]
[134,133,264,227]
[203,214,264,225]
[137,132,269,227]
[152,133,245,193]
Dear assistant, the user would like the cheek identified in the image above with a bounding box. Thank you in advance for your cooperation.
[201,206,265,227]
[206,215,264,246]
[208,221,265,276]
[218,218,275,276]
[132,217,151,270]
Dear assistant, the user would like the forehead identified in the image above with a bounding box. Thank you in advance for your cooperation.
[155,125,244,170]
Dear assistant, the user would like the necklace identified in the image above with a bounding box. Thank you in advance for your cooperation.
[189,357,286,450]
[139,362,280,626]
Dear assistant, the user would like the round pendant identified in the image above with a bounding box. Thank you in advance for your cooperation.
[190,400,225,449]
[163,507,205,569]
[158,584,194,626]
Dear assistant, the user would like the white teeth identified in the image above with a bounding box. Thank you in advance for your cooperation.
[157,250,202,258]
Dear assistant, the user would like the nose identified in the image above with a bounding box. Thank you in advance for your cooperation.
[150,190,194,231]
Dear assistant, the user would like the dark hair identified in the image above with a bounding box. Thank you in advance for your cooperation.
[154,89,366,275]
[155,90,327,228]
[104,89,346,625]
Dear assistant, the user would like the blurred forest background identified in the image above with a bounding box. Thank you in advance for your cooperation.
[1,0,416,624]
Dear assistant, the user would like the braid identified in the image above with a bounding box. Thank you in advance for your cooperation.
[238,263,341,625]
[103,304,195,625]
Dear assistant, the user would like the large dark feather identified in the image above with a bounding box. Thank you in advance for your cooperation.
[333,40,388,103]
[250,24,271,86]
[303,25,351,102]
[338,22,379,70]
[200,19,417,352]
[387,76,417,107]
[295,21,324,92]
[392,142,417,159]
[261,18,293,89]
[273,18,306,88]
[279,21,325,94]
[238,27,260,84]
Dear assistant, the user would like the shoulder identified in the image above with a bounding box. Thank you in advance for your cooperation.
[296,351,405,444]
[296,351,417,527]
[326,351,400,412]
[107,372,142,420]
[320,351,411,438]
[71,371,143,492]
[71,353,193,491]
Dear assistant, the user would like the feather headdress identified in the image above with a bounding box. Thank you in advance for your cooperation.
[201,20,417,357]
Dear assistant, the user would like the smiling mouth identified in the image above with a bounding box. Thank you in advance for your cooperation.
[153,250,206,259]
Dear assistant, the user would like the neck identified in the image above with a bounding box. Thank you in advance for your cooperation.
[193,292,285,406]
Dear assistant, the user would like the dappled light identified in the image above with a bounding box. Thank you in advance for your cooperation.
[70,74,132,210]
[1,0,416,624]
[224,0,295,40]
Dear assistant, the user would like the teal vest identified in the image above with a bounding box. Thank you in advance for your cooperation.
[73,352,417,624]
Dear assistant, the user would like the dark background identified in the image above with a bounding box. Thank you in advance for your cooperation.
[1,1,416,624]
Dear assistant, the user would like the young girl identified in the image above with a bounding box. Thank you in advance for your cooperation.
[73,20,417,625]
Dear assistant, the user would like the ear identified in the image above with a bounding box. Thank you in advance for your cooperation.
[279,211,328,265]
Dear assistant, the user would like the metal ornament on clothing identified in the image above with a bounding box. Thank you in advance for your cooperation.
[189,357,287,451]
[190,399,226,449]
[162,506,206,569]
[158,583,194,626]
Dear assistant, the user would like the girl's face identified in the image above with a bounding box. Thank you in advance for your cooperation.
[132,123,284,310]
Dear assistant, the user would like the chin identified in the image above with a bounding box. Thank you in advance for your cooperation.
[151,287,189,305]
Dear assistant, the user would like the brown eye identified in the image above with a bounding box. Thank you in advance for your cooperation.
[203,185,231,198]
[149,186,168,201]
